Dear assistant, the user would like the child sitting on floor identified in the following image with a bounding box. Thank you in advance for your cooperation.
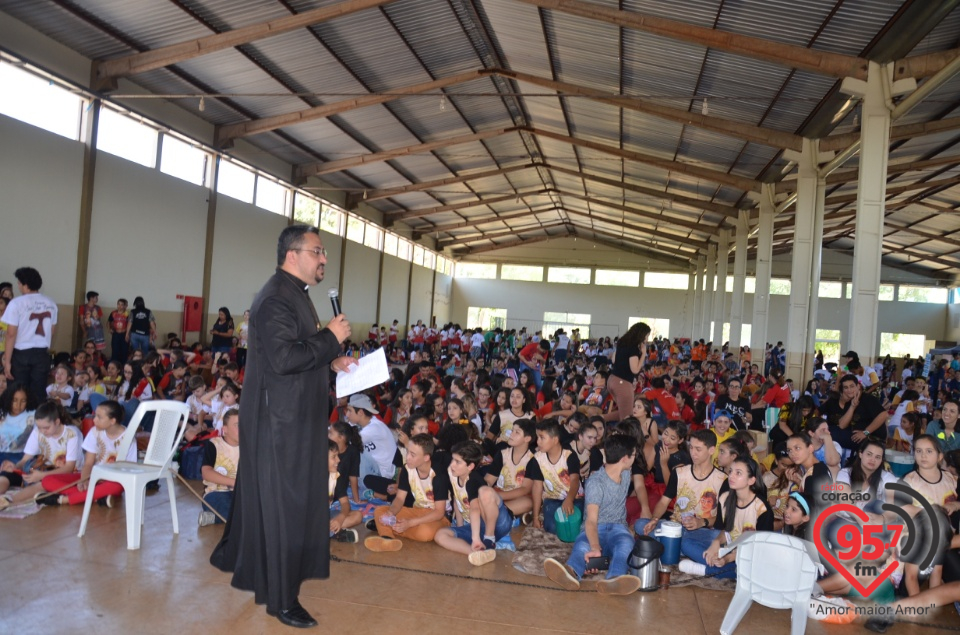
[38,400,134,507]
[484,417,535,523]
[328,444,362,543]
[434,441,514,566]
[529,418,584,535]
[544,434,644,595]
[365,433,450,552]
[198,408,240,526]
[0,401,83,510]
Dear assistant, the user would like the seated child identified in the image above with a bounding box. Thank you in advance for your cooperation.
[46,364,75,408]
[529,418,584,535]
[184,374,212,442]
[484,417,535,522]
[329,445,362,542]
[198,408,240,526]
[201,380,240,433]
[638,429,725,536]
[0,401,82,510]
[365,433,450,552]
[39,400,134,506]
[0,383,37,466]
[434,441,513,566]
[677,457,773,579]
[544,434,644,595]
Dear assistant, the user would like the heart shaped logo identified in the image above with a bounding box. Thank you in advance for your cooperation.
[813,503,899,598]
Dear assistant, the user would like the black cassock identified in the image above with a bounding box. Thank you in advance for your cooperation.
[211,268,341,612]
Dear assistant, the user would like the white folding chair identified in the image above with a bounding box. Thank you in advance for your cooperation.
[720,533,821,635]
[78,400,191,550]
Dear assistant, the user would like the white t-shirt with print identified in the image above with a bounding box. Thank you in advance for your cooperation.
[46,383,76,408]
[23,424,83,471]
[82,427,137,465]
[1,293,59,349]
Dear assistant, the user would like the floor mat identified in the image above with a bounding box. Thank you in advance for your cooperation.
[511,527,736,592]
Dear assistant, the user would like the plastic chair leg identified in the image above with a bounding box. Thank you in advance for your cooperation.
[126,483,144,550]
[165,473,179,534]
[77,475,101,538]
[719,587,753,635]
[790,600,809,635]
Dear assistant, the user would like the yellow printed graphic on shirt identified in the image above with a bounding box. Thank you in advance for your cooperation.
[449,470,472,518]
[535,449,583,501]
[670,465,727,523]
[329,472,339,499]
[203,437,239,493]
[406,467,437,509]
[904,470,958,508]
[496,448,531,492]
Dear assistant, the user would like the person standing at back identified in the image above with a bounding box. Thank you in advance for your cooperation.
[125,297,155,356]
[1,267,58,404]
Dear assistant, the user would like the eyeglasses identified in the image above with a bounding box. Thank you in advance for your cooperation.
[292,247,327,257]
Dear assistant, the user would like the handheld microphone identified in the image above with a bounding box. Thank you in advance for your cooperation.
[328,288,342,317]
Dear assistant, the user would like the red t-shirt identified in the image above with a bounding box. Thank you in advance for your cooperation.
[109,310,129,334]
[519,342,540,366]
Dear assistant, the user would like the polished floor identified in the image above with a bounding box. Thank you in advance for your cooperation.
[1,480,958,634]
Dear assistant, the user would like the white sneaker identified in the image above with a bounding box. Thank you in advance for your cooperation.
[198,511,216,527]
[678,559,707,576]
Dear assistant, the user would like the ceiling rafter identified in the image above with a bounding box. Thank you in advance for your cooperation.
[529,128,762,192]
[91,0,398,90]
[344,163,534,207]
[385,190,551,222]
[411,208,560,238]
[215,68,491,147]
[561,209,708,251]
[443,221,570,248]
[568,225,697,265]
[460,234,563,255]
[294,127,519,181]
[515,0,869,79]
[820,115,960,153]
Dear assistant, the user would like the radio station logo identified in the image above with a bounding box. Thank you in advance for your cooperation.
[812,482,942,598]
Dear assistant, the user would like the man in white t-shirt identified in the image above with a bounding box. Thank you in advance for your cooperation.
[1,267,58,404]
[554,329,570,363]
[346,393,398,484]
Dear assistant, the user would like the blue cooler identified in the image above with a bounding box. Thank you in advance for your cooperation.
[886,450,915,478]
[654,520,683,566]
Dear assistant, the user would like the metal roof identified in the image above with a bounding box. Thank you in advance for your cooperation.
[2,0,959,278]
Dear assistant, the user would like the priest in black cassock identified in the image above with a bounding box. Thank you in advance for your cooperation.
[211,225,355,629]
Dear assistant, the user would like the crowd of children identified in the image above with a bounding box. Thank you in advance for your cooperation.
[6,290,960,621]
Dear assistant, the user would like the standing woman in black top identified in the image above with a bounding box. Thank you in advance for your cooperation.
[608,322,650,423]
[210,307,235,364]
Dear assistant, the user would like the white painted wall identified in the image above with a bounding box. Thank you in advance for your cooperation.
[0,115,83,304]
[409,265,435,327]
[379,254,410,326]
[341,240,381,326]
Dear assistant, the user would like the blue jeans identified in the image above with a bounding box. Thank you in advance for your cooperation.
[567,523,634,579]
[202,491,233,524]
[543,498,584,535]
[520,363,542,390]
[450,499,513,543]
[554,349,568,363]
[680,527,737,579]
[111,332,128,363]
[129,332,150,356]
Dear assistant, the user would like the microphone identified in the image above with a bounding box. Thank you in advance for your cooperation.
[328,288,342,317]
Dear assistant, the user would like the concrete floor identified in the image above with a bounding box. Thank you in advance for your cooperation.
[1,480,958,634]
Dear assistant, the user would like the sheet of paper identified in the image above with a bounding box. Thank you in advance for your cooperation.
[335,347,389,396]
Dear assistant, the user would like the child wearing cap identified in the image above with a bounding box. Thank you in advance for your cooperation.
[345,392,398,488]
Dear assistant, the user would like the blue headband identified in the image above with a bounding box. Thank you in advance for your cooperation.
[790,492,810,515]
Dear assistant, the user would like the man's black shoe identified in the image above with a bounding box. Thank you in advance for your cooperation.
[269,602,317,629]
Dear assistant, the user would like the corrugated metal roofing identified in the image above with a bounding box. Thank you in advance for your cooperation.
[2,0,959,274]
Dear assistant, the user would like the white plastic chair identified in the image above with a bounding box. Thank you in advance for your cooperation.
[719,533,821,635]
[78,401,191,550]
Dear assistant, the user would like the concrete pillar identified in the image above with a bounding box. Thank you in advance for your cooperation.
[712,230,729,348]
[704,244,717,346]
[696,255,707,340]
[751,185,775,359]
[845,62,895,366]
[691,262,701,341]
[729,211,749,355]
[784,139,827,384]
